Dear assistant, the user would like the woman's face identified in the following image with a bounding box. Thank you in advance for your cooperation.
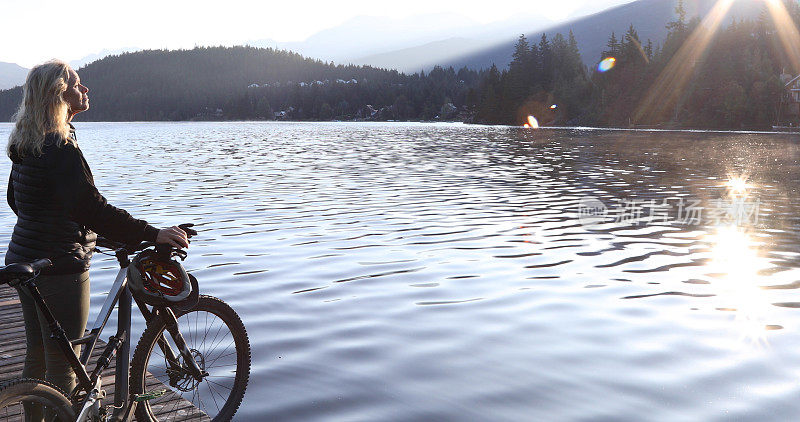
[63,69,89,117]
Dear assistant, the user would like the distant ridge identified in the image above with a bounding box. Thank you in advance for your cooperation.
[0,62,28,90]
[433,0,765,70]
[0,46,482,122]
[354,38,497,74]
[0,46,392,121]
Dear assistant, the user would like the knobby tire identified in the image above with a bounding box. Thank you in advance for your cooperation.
[0,378,75,421]
[130,295,251,421]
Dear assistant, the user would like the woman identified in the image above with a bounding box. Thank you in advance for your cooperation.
[5,59,188,416]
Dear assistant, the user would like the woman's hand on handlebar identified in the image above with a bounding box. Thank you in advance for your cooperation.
[156,226,190,248]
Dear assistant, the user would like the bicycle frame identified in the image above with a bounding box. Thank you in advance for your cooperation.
[18,248,201,422]
[83,265,135,421]
[18,265,131,421]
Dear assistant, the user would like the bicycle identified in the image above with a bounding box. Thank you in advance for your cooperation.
[0,224,251,421]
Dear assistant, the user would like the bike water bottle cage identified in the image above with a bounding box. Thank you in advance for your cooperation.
[128,249,192,307]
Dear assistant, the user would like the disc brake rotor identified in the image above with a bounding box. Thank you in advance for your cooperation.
[165,348,205,392]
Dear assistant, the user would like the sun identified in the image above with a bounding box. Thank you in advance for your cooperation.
[725,175,752,196]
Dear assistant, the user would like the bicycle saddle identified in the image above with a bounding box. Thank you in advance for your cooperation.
[0,258,52,284]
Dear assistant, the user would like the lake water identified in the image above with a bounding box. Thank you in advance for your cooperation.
[1,121,800,421]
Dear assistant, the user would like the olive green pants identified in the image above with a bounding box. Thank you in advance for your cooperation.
[15,271,90,422]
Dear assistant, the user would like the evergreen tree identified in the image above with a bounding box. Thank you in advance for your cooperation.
[527,42,542,91]
[666,0,687,34]
[476,64,503,123]
[604,32,620,58]
[539,34,553,89]
[507,34,532,101]
[662,0,691,61]
[510,34,530,73]
[619,24,648,69]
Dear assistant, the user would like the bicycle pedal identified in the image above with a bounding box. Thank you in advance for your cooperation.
[134,389,167,402]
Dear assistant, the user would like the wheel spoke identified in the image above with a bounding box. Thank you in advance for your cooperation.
[131,297,250,421]
[205,340,237,368]
[207,379,222,412]
[205,327,233,361]
[207,379,234,392]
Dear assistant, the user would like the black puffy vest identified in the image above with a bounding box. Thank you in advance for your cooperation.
[5,133,97,274]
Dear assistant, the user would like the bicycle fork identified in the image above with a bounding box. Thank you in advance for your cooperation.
[158,307,208,382]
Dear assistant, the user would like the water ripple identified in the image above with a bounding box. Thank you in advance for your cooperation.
[1,122,799,420]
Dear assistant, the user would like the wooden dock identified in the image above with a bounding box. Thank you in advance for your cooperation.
[0,284,208,421]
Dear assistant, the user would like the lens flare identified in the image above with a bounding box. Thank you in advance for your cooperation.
[527,115,539,128]
[597,57,616,72]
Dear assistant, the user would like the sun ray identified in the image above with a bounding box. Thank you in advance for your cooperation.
[764,0,800,75]
[633,0,735,124]
[628,36,650,65]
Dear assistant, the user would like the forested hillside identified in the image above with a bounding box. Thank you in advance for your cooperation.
[473,0,800,129]
[0,46,483,122]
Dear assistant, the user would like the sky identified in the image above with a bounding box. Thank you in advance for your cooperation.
[1,0,634,68]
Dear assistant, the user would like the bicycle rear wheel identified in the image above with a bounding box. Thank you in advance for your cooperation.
[130,295,250,421]
[0,378,75,421]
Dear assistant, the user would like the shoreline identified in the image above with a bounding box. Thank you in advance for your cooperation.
[0,120,797,135]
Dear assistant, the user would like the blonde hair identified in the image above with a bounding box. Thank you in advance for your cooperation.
[7,59,75,158]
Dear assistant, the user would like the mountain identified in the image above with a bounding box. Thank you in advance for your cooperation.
[248,13,487,64]
[69,47,140,70]
[348,12,558,72]
[0,62,28,90]
[424,0,768,70]
[245,2,642,70]
[353,38,497,73]
[248,12,558,68]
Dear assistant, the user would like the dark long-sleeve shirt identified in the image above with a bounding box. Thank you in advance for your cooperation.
[6,128,158,273]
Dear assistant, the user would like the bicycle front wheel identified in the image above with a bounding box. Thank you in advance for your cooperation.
[130,295,251,421]
[0,378,75,421]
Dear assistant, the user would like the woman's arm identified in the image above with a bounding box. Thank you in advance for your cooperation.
[51,144,159,245]
[73,182,160,244]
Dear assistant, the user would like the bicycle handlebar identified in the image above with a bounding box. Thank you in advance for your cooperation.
[95,223,197,257]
